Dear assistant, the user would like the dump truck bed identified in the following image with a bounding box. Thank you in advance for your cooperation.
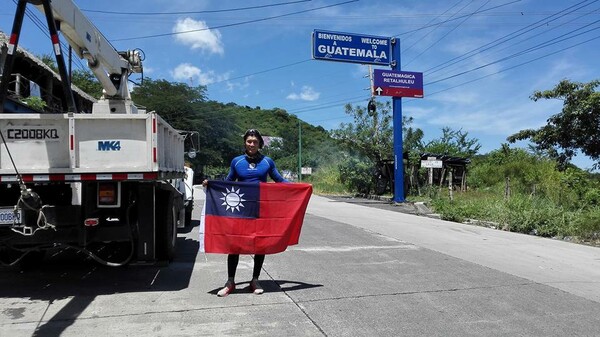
[0,113,183,182]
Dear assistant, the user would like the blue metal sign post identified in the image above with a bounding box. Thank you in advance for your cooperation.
[391,38,405,203]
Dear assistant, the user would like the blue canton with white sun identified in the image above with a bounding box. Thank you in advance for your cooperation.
[206,181,259,219]
[220,186,246,213]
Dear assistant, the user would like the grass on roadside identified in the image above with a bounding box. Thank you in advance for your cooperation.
[428,189,600,244]
[305,165,350,195]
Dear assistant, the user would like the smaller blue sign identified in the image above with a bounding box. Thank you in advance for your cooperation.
[373,69,424,98]
[312,30,392,66]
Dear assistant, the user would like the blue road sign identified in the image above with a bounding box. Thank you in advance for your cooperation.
[312,30,391,65]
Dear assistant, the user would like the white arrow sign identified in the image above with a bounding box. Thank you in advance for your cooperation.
[375,87,383,95]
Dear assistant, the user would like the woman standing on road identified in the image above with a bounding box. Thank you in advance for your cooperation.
[203,129,288,297]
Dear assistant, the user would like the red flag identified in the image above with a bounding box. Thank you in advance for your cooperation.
[200,181,312,254]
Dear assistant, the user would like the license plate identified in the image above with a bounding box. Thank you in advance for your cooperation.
[0,207,21,225]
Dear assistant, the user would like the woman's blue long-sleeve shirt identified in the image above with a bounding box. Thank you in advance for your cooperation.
[225,154,287,183]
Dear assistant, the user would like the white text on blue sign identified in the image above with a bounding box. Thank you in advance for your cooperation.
[313,30,391,66]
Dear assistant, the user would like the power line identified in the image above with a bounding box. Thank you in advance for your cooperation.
[286,25,600,124]
[203,0,524,107]
[307,29,600,125]
[135,19,600,128]
[425,0,599,75]
[428,18,600,85]
[308,30,600,125]
[11,0,88,72]
[81,0,312,15]
[205,60,311,86]
[250,1,600,116]
[111,0,359,42]
[425,34,600,98]
[401,0,465,56]
[393,0,522,37]
[404,0,490,68]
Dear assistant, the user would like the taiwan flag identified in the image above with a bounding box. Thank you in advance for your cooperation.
[200,181,313,254]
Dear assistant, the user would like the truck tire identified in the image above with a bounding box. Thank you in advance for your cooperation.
[157,194,179,261]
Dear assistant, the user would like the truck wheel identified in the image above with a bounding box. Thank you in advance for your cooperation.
[158,195,178,261]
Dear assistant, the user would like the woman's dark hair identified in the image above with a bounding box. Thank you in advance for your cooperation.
[244,129,264,149]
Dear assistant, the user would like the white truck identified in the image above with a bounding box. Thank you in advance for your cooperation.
[0,0,192,267]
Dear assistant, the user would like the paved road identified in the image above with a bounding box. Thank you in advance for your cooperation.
[1,188,599,336]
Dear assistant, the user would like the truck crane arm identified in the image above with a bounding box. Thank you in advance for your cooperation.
[33,0,142,99]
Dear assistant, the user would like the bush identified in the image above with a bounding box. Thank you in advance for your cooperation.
[584,189,600,206]
[498,196,573,236]
[571,207,600,240]
[338,157,373,194]
[21,96,47,111]
[309,165,349,195]
[430,192,493,223]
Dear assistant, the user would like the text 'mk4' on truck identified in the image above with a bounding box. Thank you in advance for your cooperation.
[0,0,195,268]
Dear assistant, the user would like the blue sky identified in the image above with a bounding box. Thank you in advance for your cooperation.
[2,0,599,170]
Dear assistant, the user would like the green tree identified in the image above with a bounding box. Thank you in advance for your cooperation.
[131,78,207,126]
[507,79,600,169]
[403,116,424,193]
[37,54,102,99]
[403,116,424,154]
[423,127,481,158]
[39,54,58,72]
[332,100,393,164]
[71,69,103,99]
[131,78,238,169]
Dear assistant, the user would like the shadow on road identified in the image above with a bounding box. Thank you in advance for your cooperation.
[207,279,323,296]
[0,236,199,337]
[177,219,200,234]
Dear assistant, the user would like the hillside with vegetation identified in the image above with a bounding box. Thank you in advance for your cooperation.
[71,72,598,245]
[129,77,343,180]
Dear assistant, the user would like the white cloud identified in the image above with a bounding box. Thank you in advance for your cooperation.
[171,63,230,86]
[287,86,320,101]
[226,76,250,92]
[429,91,479,105]
[352,64,369,79]
[142,66,154,75]
[173,18,224,55]
[172,63,201,80]
[404,106,434,120]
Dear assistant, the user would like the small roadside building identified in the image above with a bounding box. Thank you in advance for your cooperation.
[0,31,96,113]
[420,153,470,192]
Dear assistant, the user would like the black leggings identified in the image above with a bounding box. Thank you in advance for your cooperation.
[227,254,265,279]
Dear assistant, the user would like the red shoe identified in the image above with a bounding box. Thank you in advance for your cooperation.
[217,281,235,297]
